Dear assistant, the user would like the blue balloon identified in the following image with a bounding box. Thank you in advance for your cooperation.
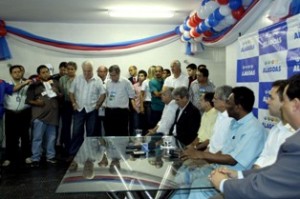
[208,17,220,27]
[196,25,203,34]
[214,8,225,21]
[229,0,242,10]
[201,0,210,6]
[200,22,210,32]
[175,26,181,35]
[183,23,191,31]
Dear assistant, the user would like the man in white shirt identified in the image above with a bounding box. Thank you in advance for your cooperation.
[147,87,178,136]
[105,65,136,136]
[253,80,294,169]
[163,60,189,91]
[69,61,106,157]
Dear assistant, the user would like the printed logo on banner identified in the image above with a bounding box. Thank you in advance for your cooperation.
[258,82,272,110]
[259,51,287,81]
[238,36,259,59]
[287,48,300,78]
[286,20,300,50]
[237,57,259,82]
[258,109,279,130]
[259,21,288,55]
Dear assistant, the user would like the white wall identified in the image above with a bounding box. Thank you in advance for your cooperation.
[226,6,274,86]
[0,22,226,87]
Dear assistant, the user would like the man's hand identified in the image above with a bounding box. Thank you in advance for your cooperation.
[217,166,238,179]
[180,147,205,161]
[209,169,229,191]
[35,98,45,107]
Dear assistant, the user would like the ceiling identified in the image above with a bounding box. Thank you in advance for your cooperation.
[0,0,201,25]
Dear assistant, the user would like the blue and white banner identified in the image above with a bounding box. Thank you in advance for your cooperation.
[237,14,300,129]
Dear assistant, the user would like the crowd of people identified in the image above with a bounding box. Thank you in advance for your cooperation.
[0,59,299,198]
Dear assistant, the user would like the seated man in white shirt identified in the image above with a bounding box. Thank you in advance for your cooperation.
[147,87,178,136]
[253,80,294,169]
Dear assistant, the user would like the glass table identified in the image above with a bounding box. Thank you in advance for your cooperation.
[56,136,213,199]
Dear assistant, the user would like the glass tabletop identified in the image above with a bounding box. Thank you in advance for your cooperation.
[56,136,214,193]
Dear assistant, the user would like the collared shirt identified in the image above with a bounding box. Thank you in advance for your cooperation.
[189,80,215,111]
[133,82,142,111]
[198,107,218,142]
[69,74,105,113]
[149,78,164,111]
[4,79,30,111]
[221,112,267,170]
[172,101,189,136]
[141,79,151,102]
[163,73,189,89]
[0,80,14,117]
[209,111,233,153]
[59,75,74,101]
[254,121,295,167]
[157,100,178,135]
[106,77,135,109]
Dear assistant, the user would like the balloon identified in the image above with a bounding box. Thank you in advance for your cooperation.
[219,5,231,16]
[232,6,245,20]
[196,24,204,34]
[204,1,220,14]
[217,0,229,5]
[193,13,202,24]
[207,14,220,27]
[183,22,191,31]
[213,8,225,21]
[200,22,210,32]
[179,24,185,34]
[229,0,242,10]
[212,22,228,32]
[0,27,7,36]
[190,28,201,38]
[188,18,198,27]
[197,6,208,19]
[183,31,191,38]
[181,34,191,42]
[203,30,213,37]
[193,35,203,42]
[224,15,237,25]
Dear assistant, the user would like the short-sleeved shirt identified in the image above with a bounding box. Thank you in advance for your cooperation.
[189,80,215,111]
[157,100,178,135]
[197,107,218,142]
[59,75,74,101]
[141,79,151,102]
[69,74,106,113]
[163,73,189,89]
[149,78,164,111]
[106,77,135,109]
[221,112,267,170]
[0,80,14,118]
[26,80,60,126]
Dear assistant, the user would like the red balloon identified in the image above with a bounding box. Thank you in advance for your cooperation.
[190,28,201,38]
[193,13,202,24]
[0,20,5,27]
[217,0,229,5]
[0,27,7,36]
[232,6,245,20]
[188,18,198,27]
[203,30,213,37]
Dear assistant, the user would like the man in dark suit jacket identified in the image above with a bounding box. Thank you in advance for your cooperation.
[210,74,300,199]
[169,86,201,146]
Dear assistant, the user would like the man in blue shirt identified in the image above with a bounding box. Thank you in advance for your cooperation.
[172,86,267,199]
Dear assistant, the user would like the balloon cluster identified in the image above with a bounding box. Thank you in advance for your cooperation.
[0,20,7,37]
[177,0,254,42]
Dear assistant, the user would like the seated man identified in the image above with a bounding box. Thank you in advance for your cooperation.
[147,87,178,136]
[197,92,218,144]
[169,86,201,146]
[172,86,267,199]
[210,74,300,199]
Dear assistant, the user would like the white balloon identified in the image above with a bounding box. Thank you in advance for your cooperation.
[197,6,207,19]
[179,24,185,34]
[205,1,220,14]
[213,23,228,32]
[224,15,237,25]
[204,18,212,27]
[219,5,231,16]
[181,35,191,42]
[194,35,203,42]
[183,31,191,38]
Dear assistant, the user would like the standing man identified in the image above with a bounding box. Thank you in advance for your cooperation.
[128,65,138,84]
[26,65,61,167]
[169,86,201,146]
[3,65,32,167]
[69,61,106,158]
[163,60,189,91]
[95,65,108,136]
[186,63,197,89]
[105,65,136,136]
[128,65,138,135]
[210,75,300,199]
[189,68,215,111]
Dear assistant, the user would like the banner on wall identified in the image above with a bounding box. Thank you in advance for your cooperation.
[236,14,300,129]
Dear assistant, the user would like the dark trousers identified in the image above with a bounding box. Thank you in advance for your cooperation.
[150,109,163,129]
[69,109,97,156]
[94,115,105,136]
[143,101,152,130]
[105,108,129,136]
[4,108,31,163]
[60,101,73,152]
